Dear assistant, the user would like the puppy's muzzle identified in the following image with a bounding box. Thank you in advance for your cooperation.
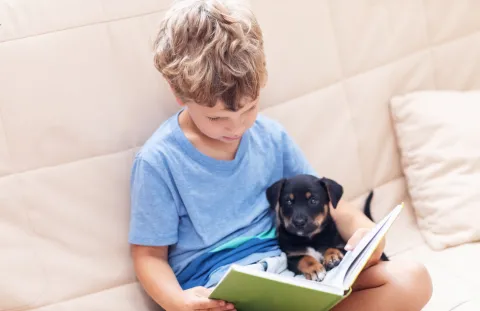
[292,215,308,229]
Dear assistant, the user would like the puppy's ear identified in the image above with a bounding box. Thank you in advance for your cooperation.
[319,177,343,208]
[266,179,286,209]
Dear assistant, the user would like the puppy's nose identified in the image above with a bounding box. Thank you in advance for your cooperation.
[292,216,307,228]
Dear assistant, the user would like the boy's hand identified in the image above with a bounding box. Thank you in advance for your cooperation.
[344,228,383,269]
[177,286,236,311]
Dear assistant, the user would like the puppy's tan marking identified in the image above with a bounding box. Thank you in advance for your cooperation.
[289,193,294,200]
[324,248,344,271]
[287,248,324,263]
[314,213,326,226]
[279,207,291,228]
[297,255,326,281]
[307,204,329,237]
[305,192,311,199]
[313,205,329,226]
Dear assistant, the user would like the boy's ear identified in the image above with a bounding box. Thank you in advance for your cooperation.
[174,96,185,107]
[266,179,286,209]
[318,177,343,208]
[167,82,185,107]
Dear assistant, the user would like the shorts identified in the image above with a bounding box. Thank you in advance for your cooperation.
[205,252,306,288]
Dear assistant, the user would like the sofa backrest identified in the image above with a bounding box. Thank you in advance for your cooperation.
[1,0,480,309]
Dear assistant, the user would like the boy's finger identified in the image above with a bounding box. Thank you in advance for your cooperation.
[344,232,361,250]
[194,297,227,309]
[204,303,236,311]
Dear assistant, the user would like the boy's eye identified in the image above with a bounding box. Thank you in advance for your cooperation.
[208,117,220,121]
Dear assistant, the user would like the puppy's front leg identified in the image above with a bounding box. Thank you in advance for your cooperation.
[324,248,344,271]
[296,255,327,282]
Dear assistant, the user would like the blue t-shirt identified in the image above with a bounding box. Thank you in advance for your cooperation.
[128,109,317,289]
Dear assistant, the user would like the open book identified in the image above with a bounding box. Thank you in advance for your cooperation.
[209,203,404,311]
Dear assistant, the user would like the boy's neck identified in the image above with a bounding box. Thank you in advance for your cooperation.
[178,110,241,161]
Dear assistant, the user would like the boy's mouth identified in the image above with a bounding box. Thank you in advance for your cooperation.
[222,136,241,141]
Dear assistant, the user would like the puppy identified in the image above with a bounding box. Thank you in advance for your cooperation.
[267,174,387,282]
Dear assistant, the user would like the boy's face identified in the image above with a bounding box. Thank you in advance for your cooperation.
[184,98,259,144]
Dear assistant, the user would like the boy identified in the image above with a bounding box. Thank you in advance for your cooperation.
[129,0,433,310]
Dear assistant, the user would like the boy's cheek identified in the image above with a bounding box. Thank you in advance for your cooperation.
[196,120,223,138]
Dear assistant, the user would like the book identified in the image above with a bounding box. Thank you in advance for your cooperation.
[209,202,404,311]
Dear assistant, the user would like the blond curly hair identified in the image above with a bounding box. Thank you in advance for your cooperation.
[153,0,267,111]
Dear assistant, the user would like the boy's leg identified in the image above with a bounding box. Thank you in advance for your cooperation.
[332,259,433,311]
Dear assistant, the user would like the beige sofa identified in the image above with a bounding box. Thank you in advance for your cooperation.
[1,0,480,310]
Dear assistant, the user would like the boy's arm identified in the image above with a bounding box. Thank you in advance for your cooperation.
[131,245,184,309]
[330,199,386,267]
[131,245,231,311]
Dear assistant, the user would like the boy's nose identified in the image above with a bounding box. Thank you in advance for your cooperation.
[229,115,246,127]
[226,123,245,136]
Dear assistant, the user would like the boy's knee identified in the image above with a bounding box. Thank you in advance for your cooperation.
[395,260,433,308]
[407,261,432,294]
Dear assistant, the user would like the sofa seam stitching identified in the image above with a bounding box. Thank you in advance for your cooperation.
[268,28,480,108]
[1,281,140,311]
[0,9,166,44]
[0,147,140,180]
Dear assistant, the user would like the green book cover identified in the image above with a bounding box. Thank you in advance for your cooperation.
[209,203,404,311]
[209,265,348,311]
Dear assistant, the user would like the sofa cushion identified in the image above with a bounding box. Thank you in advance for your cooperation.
[393,242,480,311]
[390,91,480,250]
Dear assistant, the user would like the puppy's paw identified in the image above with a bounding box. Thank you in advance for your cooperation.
[324,248,344,271]
[297,255,327,282]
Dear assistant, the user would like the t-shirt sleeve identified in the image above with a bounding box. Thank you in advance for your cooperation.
[280,126,318,178]
[128,156,179,246]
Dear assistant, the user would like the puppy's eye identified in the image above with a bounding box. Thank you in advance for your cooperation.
[310,198,319,205]
[286,199,293,206]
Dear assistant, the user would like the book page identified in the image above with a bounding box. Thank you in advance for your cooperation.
[321,220,387,288]
[321,203,404,289]
[342,203,403,288]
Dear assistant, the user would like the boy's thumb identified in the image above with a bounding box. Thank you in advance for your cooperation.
[344,228,370,251]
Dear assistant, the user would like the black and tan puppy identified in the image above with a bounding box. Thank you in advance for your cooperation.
[267,174,386,282]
